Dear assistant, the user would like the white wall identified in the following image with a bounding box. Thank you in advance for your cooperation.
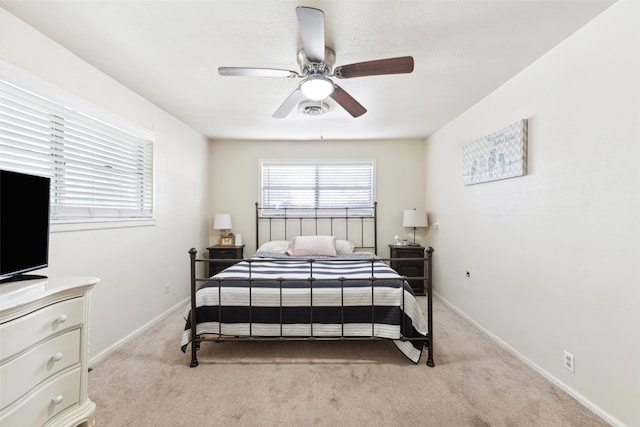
[207,139,426,255]
[0,10,210,360]
[424,2,639,426]
[3,3,636,423]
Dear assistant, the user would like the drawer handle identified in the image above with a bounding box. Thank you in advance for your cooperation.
[55,314,68,324]
[52,352,64,362]
[52,395,64,405]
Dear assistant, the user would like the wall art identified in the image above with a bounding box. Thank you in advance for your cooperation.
[463,119,528,185]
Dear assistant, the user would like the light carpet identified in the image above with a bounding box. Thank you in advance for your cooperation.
[88,297,607,426]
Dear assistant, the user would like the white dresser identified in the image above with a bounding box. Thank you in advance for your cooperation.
[0,276,98,427]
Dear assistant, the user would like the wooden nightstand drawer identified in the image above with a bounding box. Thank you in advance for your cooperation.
[211,248,240,259]
[207,245,245,276]
[391,247,420,258]
[395,262,422,277]
[389,245,426,295]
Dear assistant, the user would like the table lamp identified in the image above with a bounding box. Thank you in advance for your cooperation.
[213,213,232,236]
[402,208,428,245]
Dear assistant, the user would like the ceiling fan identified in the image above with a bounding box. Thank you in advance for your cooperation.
[218,6,414,119]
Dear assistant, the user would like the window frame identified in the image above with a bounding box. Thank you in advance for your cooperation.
[0,61,155,229]
[259,159,376,217]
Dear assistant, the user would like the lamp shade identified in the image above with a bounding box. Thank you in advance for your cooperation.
[300,76,334,100]
[402,209,428,228]
[213,213,232,230]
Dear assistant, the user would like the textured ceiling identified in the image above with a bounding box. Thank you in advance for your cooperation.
[0,1,615,141]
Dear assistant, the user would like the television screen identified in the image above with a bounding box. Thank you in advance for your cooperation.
[0,170,51,282]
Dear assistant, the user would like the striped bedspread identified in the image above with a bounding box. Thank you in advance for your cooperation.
[181,253,428,363]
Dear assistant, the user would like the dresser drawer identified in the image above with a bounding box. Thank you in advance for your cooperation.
[0,367,81,427]
[0,298,84,362]
[0,329,81,409]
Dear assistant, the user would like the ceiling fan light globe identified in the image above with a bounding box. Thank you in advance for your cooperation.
[300,77,334,100]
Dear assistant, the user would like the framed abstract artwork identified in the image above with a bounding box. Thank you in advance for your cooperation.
[463,119,528,185]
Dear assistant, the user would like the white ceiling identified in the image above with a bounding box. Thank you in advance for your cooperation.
[1,0,614,141]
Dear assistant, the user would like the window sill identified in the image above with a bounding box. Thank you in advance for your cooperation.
[51,218,156,233]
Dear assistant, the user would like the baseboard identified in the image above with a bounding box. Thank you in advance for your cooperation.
[434,292,625,427]
[89,297,189,367]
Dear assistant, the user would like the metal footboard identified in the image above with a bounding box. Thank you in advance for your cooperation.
[187,247,434,367]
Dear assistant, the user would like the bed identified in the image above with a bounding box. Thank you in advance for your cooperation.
[182,203,435,367]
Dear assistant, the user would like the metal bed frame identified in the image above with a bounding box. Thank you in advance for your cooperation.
[255,202,379,254]
[187,203,434,367]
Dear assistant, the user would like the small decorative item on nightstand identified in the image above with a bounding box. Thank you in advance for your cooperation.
[219,235,235,246]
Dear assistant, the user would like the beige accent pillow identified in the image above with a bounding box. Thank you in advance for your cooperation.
[335,239,355,254]
[285,235,337,256]
[256,240,290,254]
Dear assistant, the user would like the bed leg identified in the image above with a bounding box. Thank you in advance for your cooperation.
[190,340,199,367]
[189,248,199,368]
[425,339,435,367]
[190,338,199,368]
[424,247,435,367]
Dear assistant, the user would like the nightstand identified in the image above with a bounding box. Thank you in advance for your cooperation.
[207,245,245,276]
[389,244,425,295]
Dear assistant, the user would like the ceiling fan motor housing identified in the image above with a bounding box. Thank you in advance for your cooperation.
[297,48,336,75]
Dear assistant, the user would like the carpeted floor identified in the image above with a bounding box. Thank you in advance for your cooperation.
[88,297,607,426]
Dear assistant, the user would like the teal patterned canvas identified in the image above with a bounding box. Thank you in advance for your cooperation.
[463,119,528,185]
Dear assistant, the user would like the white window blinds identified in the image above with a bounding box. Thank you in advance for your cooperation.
[0,78,153,220]
[260,160,375,214]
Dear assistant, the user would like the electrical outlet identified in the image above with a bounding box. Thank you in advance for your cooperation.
[165,283,171,294]
[564,351,575,373]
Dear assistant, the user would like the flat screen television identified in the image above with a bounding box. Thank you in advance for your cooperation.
[0,169,51,283]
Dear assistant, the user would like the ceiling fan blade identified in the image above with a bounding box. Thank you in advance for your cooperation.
[329,85,367,118]
[334,56,414,79]
[219,67,299,78]
[272,88,305,119]
[296,6,325,63]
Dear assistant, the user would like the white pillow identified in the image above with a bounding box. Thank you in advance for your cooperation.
[256,240,289,254]
[285,235,337,256]
[335,239,355,254]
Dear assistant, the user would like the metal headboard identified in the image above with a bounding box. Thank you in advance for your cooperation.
[255,202,378,254]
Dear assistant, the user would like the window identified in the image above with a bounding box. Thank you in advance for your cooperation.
[260,160,375,215]
[0,76,154,221]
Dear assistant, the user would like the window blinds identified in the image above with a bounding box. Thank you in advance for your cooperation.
[261,160,375,213]
[0,78,153,220]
